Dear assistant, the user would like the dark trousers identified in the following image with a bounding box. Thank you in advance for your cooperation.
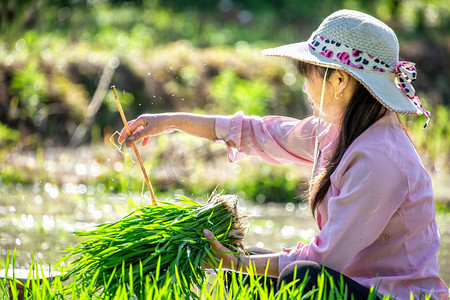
[226,246,378,300]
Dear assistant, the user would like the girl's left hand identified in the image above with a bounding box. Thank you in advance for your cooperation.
[203,229,239,270]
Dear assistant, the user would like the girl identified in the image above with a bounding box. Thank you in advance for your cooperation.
[119,9,448,299]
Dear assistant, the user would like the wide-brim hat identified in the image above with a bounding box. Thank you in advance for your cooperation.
[262,9,428,118]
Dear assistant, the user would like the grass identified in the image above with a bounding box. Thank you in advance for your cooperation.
[1,1,448,155]
[1,252,402,300]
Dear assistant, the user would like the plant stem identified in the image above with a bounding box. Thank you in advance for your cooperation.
[111,85,157,205]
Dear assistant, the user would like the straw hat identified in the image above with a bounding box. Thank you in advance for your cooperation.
[262,9,430,123]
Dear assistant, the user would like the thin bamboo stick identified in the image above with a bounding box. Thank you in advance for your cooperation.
[111,85,157,206]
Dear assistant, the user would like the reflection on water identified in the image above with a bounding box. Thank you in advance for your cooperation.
[1,186,449,287]
[0,183,137,267]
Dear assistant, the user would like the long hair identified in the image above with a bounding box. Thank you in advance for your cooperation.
[297,61,385,217]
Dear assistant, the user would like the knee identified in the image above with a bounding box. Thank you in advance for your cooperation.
[244,246,275,255]
[278,260,322,285]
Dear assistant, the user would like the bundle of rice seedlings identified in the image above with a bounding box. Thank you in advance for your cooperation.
[60,193,246,296]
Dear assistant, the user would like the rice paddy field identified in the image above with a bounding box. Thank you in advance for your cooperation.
[0,137,449,298]
[1,1,449,297]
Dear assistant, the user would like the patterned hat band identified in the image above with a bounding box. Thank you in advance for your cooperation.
[308,35,430,127]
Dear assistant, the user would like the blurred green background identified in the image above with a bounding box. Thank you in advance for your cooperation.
[1,0,449,199]
[1,0,449,194]
[1,0,450,283]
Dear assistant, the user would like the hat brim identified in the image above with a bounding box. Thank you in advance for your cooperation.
[262,42,421,115]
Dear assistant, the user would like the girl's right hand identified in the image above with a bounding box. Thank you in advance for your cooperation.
[118,112,217,148]
[203,229,240,271]
[118,113,176,148]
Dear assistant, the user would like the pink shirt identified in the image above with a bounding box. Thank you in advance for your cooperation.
[215,111,448,299]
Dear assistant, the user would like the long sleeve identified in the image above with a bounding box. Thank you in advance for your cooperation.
[279,148,408,271]
[214,111,338,165]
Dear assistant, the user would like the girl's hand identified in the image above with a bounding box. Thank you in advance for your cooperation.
[118,114,175,148]
[203,229,240,270]
[117,112,217,148]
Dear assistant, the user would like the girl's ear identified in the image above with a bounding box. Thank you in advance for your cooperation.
[335,70,349,87]
[334,70,356,96]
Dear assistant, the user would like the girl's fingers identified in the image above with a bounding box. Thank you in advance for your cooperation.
[118,124,130,143]
[203,229,226,252]
[142,136,150,147]
[203,229,216,243]
[118,119,140,143]
[126,126,152,148]
[118,114,166,147]
[203,229,219,269]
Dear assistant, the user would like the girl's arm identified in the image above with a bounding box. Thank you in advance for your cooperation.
[119,111,338,166]
[215,112,337,165]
